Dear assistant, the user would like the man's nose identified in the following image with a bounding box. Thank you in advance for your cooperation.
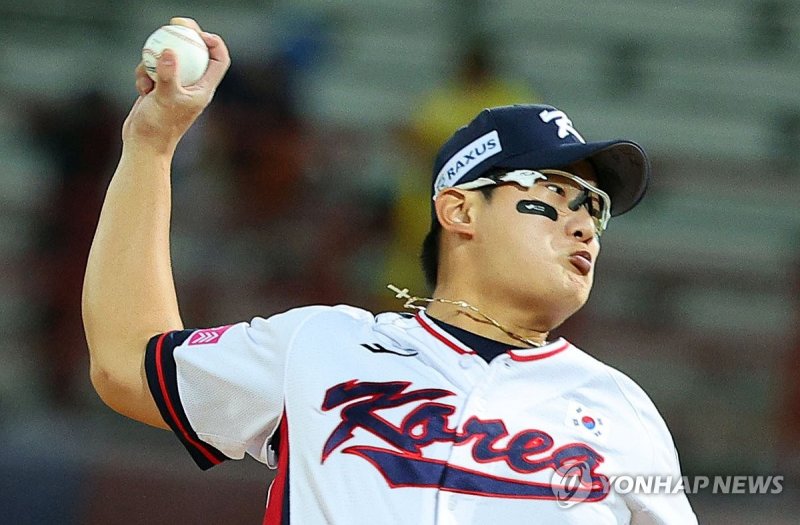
[565,207,597,242]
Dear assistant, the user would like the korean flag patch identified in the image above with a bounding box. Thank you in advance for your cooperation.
[565,400,609,443]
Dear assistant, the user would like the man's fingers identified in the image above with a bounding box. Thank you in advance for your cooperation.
[196,32,231,90]
[153,49,181,97]
[169,17,203,33]
[135,63,155,96]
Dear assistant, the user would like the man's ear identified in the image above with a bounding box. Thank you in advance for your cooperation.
[434,189,476,237]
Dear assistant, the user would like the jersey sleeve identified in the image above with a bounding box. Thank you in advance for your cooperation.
[144,306,328,470]
[608,369,699,524]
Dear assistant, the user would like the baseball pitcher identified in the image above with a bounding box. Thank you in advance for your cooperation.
[83,18,697,524]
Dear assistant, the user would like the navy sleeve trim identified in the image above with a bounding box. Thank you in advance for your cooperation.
[145,330,228,470]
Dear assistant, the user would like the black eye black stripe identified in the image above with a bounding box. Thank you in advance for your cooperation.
[517,200,558,221]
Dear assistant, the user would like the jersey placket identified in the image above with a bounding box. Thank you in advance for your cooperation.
[434,352,506,524]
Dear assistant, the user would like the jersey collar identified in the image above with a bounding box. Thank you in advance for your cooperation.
[414,311,570,361]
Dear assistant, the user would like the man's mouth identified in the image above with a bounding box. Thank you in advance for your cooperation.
[568,251,592,276]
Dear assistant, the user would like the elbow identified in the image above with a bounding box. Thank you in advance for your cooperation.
[84,320,119,409]
[83,311,143,414]
[89,359,126,413]
[88,353,143,419]
[88,348,169,430]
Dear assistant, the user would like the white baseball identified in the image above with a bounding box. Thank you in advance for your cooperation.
[142,25,209,86]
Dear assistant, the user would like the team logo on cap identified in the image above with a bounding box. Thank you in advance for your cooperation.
[434,130,502,195]
[539,109,585,143]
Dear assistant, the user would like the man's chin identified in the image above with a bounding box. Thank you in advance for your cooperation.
[515,294,589,332]
[548,289,591,327]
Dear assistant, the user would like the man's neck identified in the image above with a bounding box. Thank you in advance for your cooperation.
[424,298,550,348]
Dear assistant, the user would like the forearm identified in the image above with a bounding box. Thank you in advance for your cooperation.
[83,141,182,420]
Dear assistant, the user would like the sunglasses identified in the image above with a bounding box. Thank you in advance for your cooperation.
[453,169,612,236]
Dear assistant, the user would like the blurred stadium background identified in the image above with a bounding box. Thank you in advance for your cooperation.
[1,0,799,523]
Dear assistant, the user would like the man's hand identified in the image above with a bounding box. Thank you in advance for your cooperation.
[122,17,231,153]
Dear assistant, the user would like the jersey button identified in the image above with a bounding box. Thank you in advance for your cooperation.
[459,355,473,369]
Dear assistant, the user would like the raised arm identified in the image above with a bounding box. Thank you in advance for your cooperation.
[82,18,230,428]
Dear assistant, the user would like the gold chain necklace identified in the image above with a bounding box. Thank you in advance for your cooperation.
[387,284,545,348]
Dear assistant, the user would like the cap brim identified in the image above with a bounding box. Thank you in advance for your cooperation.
[497,140,650,216]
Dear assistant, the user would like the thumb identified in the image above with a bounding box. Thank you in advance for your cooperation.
[154,49,181,94]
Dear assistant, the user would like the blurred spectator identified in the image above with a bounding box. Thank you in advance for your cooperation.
[381,36,540,299]
[403,36,540,163]
[604,38,647,97]
[176,17,389,315]
[207,9,331,230]
[777,242,800,478]
[30,90,122,406]
[748,0,792,53]
[770,108,800,174]
[211,54,308,228]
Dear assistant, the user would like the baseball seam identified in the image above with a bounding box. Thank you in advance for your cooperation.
[161,26,206,50]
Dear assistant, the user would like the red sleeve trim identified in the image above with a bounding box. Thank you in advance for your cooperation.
[263,409,290,524]
[146,331,226,469]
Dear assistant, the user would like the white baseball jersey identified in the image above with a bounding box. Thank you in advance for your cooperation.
[145,305,697,524]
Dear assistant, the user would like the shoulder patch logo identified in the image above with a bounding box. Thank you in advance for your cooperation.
[564,400,609,442]
[188,325,233,346]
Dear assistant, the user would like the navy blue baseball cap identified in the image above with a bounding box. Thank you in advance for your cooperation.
[431,104,649,221]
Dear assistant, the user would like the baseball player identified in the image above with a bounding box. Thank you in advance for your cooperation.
[83,18,697,524]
